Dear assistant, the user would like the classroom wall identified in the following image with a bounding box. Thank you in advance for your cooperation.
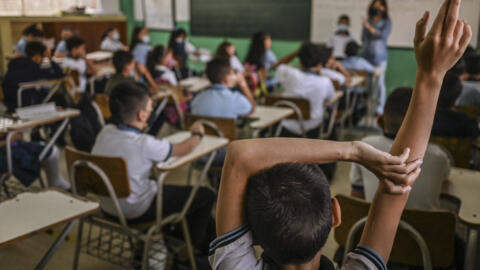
[119,0,465,94]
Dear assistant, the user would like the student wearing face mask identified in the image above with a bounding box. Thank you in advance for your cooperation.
[105,50,149,95]
[362,0,392,115]
[328,15,355,60]
[129,27,158,92]
[54,25,75,58]
[168,28,197,79]
[100,27,128,52]
[146,45,178,86]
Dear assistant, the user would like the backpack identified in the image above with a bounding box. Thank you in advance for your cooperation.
[69,96,104,152]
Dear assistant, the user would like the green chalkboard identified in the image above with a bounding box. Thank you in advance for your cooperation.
[190,0,311,41]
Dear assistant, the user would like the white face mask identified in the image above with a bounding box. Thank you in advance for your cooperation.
[141,35,150,44]
[112,32,120,41]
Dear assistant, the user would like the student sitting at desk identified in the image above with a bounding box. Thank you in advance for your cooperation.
[13,24,44,58]
[168,28,197,79]
[2,41,64,112]
[341,41,376,74]
[209,2,470,269]
[321,47,352,87]
[130,27,158,90]
[350,87,451,210]
[274,42,336,138]
[146,45,178,86]
[100,27,128,52]
[328,14,355,60]
[105,50,151,95]
[62,37,100,94]
[456,55,480,108]
[191,58,255,119]
[245,32,279,89]
[432,72,479,139]
[215,41,244,73]
[54,25,75,58]
[92,82,216,264]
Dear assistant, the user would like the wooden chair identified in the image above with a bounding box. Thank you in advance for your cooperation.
[88,66,115,95]
[430,137,473,169]
[335,194,456,269]
[65,146,191,270]
[93,93,111,121]
[184,113,237,141]
[453,106,479,121]
[16,79,65,108]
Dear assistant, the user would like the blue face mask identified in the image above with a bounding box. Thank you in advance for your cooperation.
[141,35,150,44]
[129,71,136,78]
[338,24,349,32]
[112,32,120,41]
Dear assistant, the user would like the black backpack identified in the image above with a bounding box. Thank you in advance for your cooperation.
[70,96,103,152]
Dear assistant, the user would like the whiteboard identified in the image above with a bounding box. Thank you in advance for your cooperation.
[134,0,188,24]
[311,0,480,48]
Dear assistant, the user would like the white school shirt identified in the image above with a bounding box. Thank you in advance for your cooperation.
[62,56,88,93]
[230,55,244,73]
[350,135,450,210]
[100,37,125,52]
[155,65,178,86]
[328,34,355,59]
[275,64,336,135]
[91,124,173,219]
[321,68,346,86]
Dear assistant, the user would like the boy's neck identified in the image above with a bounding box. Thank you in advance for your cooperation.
[280,251,322,270]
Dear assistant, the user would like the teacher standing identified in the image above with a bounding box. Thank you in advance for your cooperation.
[362,0,392,115]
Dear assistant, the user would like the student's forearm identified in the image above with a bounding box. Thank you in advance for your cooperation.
[271,50,299,70]
[239,82,256,112]
[359,71,443,260]
[171,136,201,157]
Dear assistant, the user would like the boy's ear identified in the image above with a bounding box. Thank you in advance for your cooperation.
[377,115,385,130]
[331,198,342,229]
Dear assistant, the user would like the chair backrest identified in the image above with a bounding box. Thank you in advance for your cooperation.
[430,136,472,168]
[453,105,479,121]
[349,70,368,86]
[183,113,237,141]
[265,95,311,120]
[334,194,456,268]
[93,93,111,120]
[332,80,341,90]
[64,146,131,198]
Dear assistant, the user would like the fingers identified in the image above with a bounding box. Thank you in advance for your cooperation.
[383,167,422,195]
[382,148,410,165]
[430,0,451,35]
[382,159,423,176]
[453,19,465,45]
[398,148,410,164]
[444,0,461,36]
[459,21,472,52]
[414,11,430,45]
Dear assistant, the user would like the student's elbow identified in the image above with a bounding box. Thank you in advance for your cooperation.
[225,140,254,168]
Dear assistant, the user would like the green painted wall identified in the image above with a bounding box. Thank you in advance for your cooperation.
[119,0,424,94]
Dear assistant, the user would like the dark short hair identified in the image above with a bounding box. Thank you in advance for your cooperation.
[25,41,47,59]
[109,82,151,125]
[448,58,466,77]
[338,14,350,23]
[246,163,332,265]
[345,41,360,57]
[113,50,134,74]
[438,72,462,109]
[65,36,85,52]
[24,25,44,37]
[298,42,330,69]
[383,87,413,135]
[146,45,168,76]
[206,58,232,84]
[466,55,480,75]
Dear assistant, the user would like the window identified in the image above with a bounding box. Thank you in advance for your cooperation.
[0,0,101,16]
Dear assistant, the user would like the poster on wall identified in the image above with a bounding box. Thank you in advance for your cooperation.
[134,0,175,30]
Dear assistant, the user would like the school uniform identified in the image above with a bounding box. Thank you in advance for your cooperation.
[209,225,387,270]
[14,38,27,56]
[55,40,68,55]
[321,68,346,85]
[264,49,277,72]
[230,55,244,73]
[104,73,136,95]
[100,37,125,52]
[92,124,215,251]
[341,56,376,73]
[328,34,355,60]
[132,43,152,66]
[2,57,64,112]
[62,56,88,93]
[153,65,178,86]
[456,80,480,107]
[275,64,335,136]
[191,84,252,119]
[350,135,450,210]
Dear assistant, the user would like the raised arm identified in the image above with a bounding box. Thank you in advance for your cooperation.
[216,139,416,236]
[359,0,472,260]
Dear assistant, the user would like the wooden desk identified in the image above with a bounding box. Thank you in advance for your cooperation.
[248,105,294,131]
[327,91,344,107]
[179,77,211,93]
[443,168,480,270]
[0,190,99,269]
[350,75,366,88]
[86,51,113,62]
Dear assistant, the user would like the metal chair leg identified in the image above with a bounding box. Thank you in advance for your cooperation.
[181,219,197,270]
[73,219,84,270]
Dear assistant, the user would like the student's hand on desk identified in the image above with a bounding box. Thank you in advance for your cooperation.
[414,0,471,79]
[352,142,423,194]
[136,64,149,76]
[189,122,205,136]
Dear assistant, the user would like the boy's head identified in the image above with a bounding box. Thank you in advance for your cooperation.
[65,36,86,58]
[25,41,47,65]
[338,14,350,26]
[438,72,462,109]
[61,26,75,40]
[206,58,236,87]
[345,41,360,58]
[245,163,341,265]
[465,55,480,76]
[113,50,135,75]
[24,25,44,42]
[109,82,152,130]
[379,87,413,136]
[298,42,330,72]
